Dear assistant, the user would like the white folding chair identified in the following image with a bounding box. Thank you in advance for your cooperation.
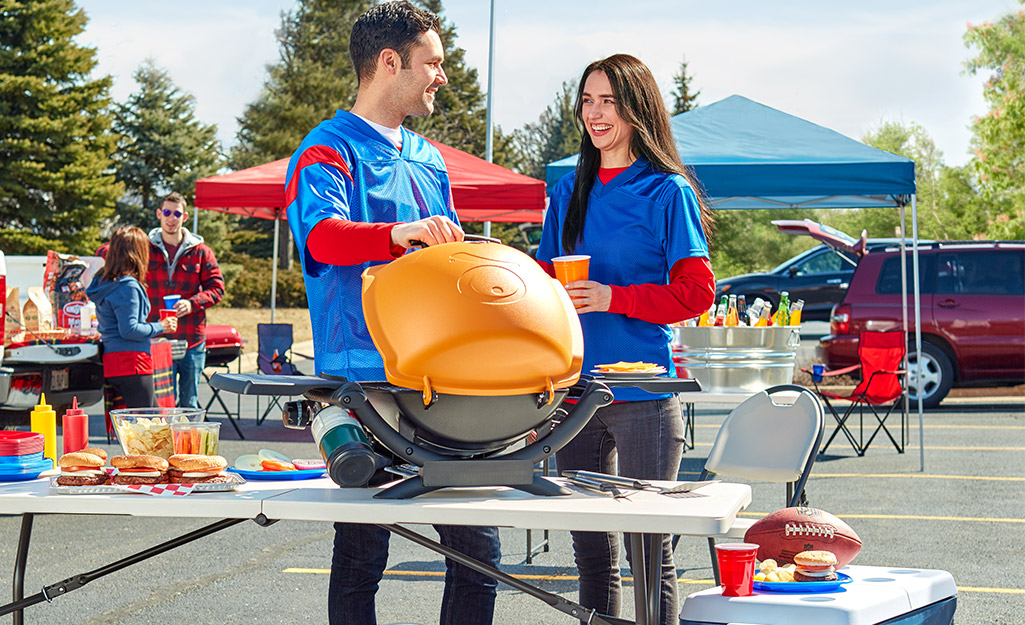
[698,384,824,583]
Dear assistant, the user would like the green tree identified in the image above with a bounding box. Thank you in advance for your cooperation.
[112,60,223,228]
[0,0,120,254]
[669,58,700,115]
[708,209,810,279]
[512,80,581,181]
[964,2,1025,237]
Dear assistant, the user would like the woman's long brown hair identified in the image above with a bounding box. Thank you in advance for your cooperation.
[562,53,714,254]
[97,226,150,288]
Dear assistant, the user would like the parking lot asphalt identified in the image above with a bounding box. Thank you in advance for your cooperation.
[1,339,1022,625]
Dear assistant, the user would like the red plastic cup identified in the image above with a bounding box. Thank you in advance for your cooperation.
[715,543,759,597]
[159,309,176,321]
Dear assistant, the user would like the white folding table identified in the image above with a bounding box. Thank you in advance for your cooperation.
[0,476,751,625]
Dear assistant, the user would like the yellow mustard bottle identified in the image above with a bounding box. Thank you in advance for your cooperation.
[31,393,58,464]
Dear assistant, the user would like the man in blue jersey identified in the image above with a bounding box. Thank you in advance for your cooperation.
[285,3,501,624]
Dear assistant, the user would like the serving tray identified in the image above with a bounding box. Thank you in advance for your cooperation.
[49,473,246,495]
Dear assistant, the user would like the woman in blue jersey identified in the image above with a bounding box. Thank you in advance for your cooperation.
[536,54,716,624]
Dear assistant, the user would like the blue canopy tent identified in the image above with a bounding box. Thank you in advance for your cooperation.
[546,95,928,469]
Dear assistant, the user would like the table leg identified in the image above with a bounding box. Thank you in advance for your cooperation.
[629,533,649,625]
[683,402,695,452]
[646,533,661,625]
[12,513,33,625]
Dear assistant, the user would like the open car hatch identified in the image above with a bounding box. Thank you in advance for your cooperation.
[771,219,868,257]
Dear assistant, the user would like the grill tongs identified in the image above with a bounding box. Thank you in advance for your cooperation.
[562,470,719,497]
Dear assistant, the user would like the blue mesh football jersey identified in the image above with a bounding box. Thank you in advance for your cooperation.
[537,157,709,401]
[286,110,457,381]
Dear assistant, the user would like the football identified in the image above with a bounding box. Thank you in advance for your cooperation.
[744,506,862,567]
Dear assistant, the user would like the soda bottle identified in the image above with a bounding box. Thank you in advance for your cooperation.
[725,294,739,326]
[789,299,805,326]
[756,304,771,327]
[777,291,791,327]
[713,295,728,326]
[698,302,714,327]
[736,295,747,326]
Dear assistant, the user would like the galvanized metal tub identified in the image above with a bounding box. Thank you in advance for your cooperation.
[671,326,801,393]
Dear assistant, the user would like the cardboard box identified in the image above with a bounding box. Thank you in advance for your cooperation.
[4,286,22,342]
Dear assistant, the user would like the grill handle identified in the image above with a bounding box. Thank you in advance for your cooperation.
[409,233,502,248]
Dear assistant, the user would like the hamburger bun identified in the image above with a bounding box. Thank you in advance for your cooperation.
[56,451,109,486]
[111,454,169,485]
[167,454,229,483]
[793,550,838,582]
[111,454,169,471]
[81,448,108,462]
[58,451,106,468]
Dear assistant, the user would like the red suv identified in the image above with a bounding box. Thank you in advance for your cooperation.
[818,241,1025,407]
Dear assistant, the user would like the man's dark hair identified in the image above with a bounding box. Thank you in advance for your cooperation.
[349,1,441,84]
[163,191,187,209]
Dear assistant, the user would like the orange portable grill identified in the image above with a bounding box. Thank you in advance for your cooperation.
[211,238,699,499]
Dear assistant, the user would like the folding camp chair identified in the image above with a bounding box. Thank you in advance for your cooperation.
[255,324,313,425]
[807,331,906,456]
[694,384,824,583]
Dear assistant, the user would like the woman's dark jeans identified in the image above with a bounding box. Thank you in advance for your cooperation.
[328,522,501,625]
[555,397,685,625]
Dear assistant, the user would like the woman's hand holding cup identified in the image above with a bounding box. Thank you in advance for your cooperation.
[159,311,178,334]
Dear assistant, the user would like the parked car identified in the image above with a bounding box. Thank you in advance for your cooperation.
[716,238,920,321]
[818,240,1025,408]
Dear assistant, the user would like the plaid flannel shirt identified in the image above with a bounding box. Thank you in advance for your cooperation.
[144,228,225,349]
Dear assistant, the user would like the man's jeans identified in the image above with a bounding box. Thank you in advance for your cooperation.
[328,522,500,625]
[555,397,685,625]
[173,342,206,409]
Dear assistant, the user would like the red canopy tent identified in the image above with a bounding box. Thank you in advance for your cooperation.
[194,139,546,223]
[193,139,546,319]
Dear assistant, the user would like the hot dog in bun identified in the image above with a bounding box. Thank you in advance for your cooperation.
[167,454,231,483]
[111,454,169,485]
[57,451,109,486]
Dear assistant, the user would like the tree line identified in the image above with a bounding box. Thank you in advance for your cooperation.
[1,0,1021,302]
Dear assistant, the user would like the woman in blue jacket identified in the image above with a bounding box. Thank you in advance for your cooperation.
[87,226,177,407]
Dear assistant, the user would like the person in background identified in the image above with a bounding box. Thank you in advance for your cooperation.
[284,3,500,624]
[87,226,177,407]
[536,53,716,625]
[145,192,225,408]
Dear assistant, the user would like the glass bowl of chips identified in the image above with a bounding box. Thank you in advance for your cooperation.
[110,407,206,459]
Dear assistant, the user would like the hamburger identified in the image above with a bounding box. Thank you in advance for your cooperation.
[81,448,109,463]
[56,451,109,486]
[793,550,839,582]
[111,454,168,485]
[167,454,231,483]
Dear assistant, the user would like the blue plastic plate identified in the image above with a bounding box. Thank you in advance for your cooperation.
[0,451,44,465]
[0,457,53,482]
[754,571,853,593]
[229,467,326,481]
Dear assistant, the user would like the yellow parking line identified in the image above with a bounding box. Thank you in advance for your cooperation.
[810,473,1025,481]
[687,442,1025,451]
[283,568,1023,594]
[738,512,1025,523]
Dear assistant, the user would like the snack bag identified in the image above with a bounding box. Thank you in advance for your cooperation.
[23,287,54,332]
[44,251,90,330]
[4,286,23,343]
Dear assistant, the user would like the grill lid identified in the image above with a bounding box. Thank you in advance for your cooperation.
[362,241,583,397]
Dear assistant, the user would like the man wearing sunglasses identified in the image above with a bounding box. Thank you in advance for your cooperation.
[145,192,225,408]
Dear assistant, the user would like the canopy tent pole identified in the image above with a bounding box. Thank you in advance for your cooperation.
[482,0,496,241]
[911,195,924,472]
[271,209,280,324]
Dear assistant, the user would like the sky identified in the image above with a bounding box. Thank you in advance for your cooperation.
[74,0,1019,168]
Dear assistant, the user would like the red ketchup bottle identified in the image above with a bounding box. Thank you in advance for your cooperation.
[62,396,89,454]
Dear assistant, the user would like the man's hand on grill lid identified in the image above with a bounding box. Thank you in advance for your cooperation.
[390,215,464,249]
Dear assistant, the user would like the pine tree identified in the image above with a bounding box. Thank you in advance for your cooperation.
[229,0,373,169]
[113,60,223,228]
[512,80,581,181]
[0,0,120,254]
[670,58,700,115]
